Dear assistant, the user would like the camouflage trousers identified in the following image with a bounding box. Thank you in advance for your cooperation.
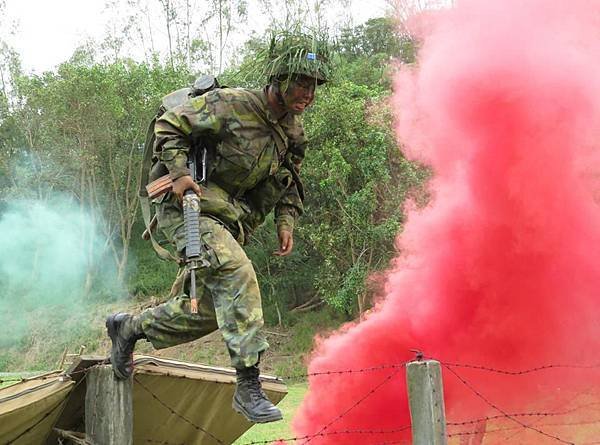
[137,216,269,369]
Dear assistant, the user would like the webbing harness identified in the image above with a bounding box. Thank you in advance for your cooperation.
[138,84,301,263]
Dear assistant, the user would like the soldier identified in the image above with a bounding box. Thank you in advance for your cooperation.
[106,32,332,424]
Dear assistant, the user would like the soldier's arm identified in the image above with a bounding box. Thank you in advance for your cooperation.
[275,202,301,234]
[154,94,222,180]
[275,117,307,235]
[273,179,302,256]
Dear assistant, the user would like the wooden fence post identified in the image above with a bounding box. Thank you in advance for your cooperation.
[406,358,448,445]
[85,365,133,445]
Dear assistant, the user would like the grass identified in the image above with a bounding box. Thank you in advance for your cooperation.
[269,309,345,380]
[0,380,19,389]
[0,301,126,372]
[0,373,309,442]
[233,383,308,444]
[0,373,26,389]
[1,301,342,442]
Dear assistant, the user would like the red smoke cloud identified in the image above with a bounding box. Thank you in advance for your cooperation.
[291,1,600,444]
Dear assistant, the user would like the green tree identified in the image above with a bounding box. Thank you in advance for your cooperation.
[231,19,426,318]
[335,17,416,88]
[2,54,191,290]
[299,81,427,314]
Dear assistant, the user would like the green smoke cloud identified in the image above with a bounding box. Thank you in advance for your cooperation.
[0,197,123,353]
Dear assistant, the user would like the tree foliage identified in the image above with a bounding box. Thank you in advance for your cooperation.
[0,14,426,319]
[299,81,421,313]
[237,19,425,317]
[1,56,191,291]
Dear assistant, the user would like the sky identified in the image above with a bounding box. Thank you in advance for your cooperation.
[3,0,107,73]
[3,0,390,73]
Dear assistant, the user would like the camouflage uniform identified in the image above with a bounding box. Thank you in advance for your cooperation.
[138,87,306,369]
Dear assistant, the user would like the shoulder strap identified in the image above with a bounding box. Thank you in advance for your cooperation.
[246,91,305,201]
[140,79,221,263]
[139,114,157,202]
[246,92,288,157]
[139,113,181,263]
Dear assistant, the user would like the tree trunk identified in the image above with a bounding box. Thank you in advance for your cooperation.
[162,0,175,68]
[218,0,223,74]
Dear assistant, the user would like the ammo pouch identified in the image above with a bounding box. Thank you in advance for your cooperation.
[199,182,250,227]
[242,167,294,235]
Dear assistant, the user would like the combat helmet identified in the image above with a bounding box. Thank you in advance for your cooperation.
[260,30,333,85]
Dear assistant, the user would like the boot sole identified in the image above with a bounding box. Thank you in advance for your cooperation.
[232,395,283,423]
[105,315,130,380]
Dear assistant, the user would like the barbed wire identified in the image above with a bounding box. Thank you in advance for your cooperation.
[364,439,411,445]
[3,362,409,445]
[235,369,405,445]
[277,361,410,381]
[447,417,600,444]
[301,368,402,445]
[500,390,600,443]
[448,427,511,438]
[443,363,577,444]
[3,357,598,386]
[278,356,600,381]
[448,416,600,437]
[441,361,600,376]
[3,357,600,445]
[134,375,226,445]
[442,359,600,443]
[237,426,411,445]
[135,366,409,445]
[447,401,600,427]
[127,362,411,387]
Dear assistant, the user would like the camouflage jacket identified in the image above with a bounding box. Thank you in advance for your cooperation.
[154,87,306,245]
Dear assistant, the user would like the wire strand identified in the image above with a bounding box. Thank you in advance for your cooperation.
[443,363,576,445]
[134,375,226,445]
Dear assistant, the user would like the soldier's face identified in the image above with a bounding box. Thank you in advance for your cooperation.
[282,76,316,114]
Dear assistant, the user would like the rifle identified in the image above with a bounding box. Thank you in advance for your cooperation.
[140,74,220,260]
[183,147,210,314]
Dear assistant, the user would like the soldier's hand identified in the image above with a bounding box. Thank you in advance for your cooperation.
[172,175,201,203]
[274,230,293,256]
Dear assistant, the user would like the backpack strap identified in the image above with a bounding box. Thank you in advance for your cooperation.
[246,91,305,201]
[139,76,220,263]
[246,92,288,157]
[139,113,181,263]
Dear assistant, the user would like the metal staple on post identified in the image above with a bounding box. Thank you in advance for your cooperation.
[406,355,448,445]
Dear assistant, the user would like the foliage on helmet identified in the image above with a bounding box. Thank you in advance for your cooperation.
[258,30,333,85]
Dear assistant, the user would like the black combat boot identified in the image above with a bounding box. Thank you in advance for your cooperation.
[232,365,283,423]
[105,312,145,380]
